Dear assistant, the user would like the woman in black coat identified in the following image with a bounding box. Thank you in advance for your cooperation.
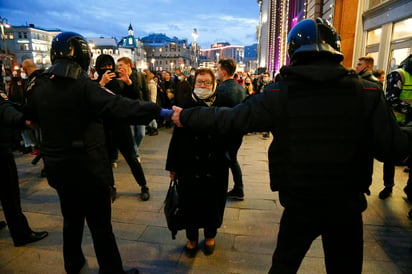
[166,68,236,256]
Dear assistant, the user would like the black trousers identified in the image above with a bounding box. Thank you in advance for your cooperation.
[383,161,412,187]
[0,150,32,245]
[186,227,217,242]
[227,148,243,190]
[54,184,124,274]
[269,206,363,274]
[111,123,147,187]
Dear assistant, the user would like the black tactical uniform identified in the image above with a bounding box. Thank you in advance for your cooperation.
[24,32,161,274]
[0,94,48,246]
[175,19,412,274]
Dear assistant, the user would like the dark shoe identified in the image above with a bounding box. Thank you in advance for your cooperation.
[21,146,32,154]
[140,186,150,201]
[110,186,117,203]
[204,239,215,255]
[404,185,412,201]
[148,129,159,136]
[379,187,393,199]
[184,240,198,258]
[14,231,48,247]
[40,168,47,178]
[227,188,244,200]
[124,267,139,274]
[0,221,6,230]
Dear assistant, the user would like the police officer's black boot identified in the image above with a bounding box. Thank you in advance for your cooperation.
[379,186,392,199]
[140,186,150,201]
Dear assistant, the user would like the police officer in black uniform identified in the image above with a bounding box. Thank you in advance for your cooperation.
[171,18,412,273]
[23,32,167,274]
[0,92,48,247]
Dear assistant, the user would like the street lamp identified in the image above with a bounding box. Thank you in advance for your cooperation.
[151,58,155,71]
[0,16,10,68]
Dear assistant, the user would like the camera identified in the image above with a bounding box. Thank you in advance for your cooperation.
[112,71,120,78]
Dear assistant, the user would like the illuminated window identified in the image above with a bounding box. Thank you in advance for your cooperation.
[393,19,412,40]
[367,28,381,45]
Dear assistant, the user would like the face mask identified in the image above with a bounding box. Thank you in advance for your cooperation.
[190,72,195,76]
[263,78,270,84]
[21,72,27,79]
[4,76,11,81]
[178,76,183,81]
[194,87,214,100]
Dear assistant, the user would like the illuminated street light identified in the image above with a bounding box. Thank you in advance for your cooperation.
[151,58,155,70]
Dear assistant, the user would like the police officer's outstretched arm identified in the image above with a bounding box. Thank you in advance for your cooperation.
[174,88,278,135]
[85,80,162,125]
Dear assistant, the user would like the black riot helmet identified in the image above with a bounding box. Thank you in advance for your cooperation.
[287,18,343,63]
[50,32,91,71]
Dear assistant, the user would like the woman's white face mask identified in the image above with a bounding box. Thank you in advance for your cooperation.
[193,87,214,99]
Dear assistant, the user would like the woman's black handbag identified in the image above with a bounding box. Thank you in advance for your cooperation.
[164,179,184,239]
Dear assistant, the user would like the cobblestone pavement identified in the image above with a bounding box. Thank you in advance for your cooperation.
[1,127,412,273]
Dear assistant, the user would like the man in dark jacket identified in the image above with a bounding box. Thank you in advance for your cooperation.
[216,57,246,200]
[24,32,165,274]
[171,19,412,273]
[0,92,48,247]
[95,54,151,201]
[355,56,382,88]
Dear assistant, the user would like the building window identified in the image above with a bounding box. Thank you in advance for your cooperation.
[18,32,22,39]
[390,48,410,72]
[367,0,390,9]
[23,32,27,39]
[393,19,412,40]
[366,28,381,45]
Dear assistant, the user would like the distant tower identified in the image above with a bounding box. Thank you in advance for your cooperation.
[122,23,137,48]
[128,23,134,36]
[191,28,199,67]
[192,28,198,42]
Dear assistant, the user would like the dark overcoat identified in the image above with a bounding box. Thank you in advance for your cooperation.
[166,93,235,229]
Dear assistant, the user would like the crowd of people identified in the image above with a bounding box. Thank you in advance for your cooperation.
[1,17,412,274]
